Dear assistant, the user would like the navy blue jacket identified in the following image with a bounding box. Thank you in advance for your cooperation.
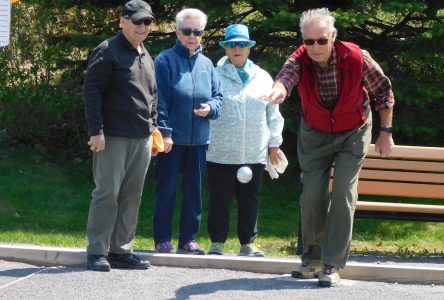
[154,40,223,146]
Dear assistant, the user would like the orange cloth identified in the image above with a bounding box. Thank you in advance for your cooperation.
[152,129,164,152]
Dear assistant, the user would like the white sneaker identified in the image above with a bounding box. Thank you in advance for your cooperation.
[238,244,265,257]
[208,242,224,255]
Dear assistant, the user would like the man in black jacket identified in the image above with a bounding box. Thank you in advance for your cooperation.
[83,0,158,272]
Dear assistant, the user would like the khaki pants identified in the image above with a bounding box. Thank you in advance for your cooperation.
[298,115,371,268]
[87,136,152,255]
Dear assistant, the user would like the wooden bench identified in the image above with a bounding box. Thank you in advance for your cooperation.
[342,144,444,222]
[296,144,444,255]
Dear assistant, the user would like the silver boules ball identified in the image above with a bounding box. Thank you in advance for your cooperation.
[237,166,253,183]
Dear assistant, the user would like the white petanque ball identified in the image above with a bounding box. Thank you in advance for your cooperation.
[237,166,253,183]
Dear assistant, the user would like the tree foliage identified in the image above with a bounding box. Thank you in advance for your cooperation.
[0,0,442,158]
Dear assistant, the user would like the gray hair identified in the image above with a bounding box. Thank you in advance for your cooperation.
[299,8,336,38]
[175,8,207,30]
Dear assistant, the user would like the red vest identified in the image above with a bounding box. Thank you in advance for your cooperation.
[293,41,369,133]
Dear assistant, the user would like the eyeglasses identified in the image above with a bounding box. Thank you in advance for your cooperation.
[226,41,249,49]
[303,38,329,46]
[132,19,152,26]
[181,28,204,36]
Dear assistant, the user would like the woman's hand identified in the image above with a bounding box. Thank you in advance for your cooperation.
[194,103,210,117]
[268,147,283,165]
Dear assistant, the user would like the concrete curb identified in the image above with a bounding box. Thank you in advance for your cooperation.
[1,244,443,285]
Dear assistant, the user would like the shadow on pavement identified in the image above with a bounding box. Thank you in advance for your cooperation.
[175,276,321,299]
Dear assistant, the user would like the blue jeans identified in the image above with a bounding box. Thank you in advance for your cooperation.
[153,144,207,244]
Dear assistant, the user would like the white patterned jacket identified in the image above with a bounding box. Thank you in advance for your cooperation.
[207,56,284,165]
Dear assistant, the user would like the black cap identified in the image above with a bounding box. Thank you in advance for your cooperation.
[122,0,155,21]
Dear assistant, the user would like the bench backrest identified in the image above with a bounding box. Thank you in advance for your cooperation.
[330,144,444,199]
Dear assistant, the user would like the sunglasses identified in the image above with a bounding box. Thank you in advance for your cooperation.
[132,19,152,26]
[226,41,249,49]
[181,28,204,36]
[303,38,329,46]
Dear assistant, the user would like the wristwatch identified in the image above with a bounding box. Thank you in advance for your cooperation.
[380,126,393,133]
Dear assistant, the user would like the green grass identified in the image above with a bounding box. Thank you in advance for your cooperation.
[0,145,443,258]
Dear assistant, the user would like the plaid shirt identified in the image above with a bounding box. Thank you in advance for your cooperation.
[275,46,395,111]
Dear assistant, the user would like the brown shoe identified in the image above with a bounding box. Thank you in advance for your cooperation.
[291,260,322,279]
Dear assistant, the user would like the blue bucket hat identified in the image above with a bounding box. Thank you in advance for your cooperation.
[219,24,256,48]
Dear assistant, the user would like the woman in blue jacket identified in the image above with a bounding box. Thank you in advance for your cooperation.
[153,8,223,254]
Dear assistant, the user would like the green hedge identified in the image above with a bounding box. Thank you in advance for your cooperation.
[1,1,443,159]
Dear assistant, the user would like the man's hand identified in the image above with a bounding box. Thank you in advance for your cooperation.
[262,82,287,104]
[88,133,105,152]
[375,132,394,157]
[163,136,173,153]
[194,103,210,117]
[151,148,159,157]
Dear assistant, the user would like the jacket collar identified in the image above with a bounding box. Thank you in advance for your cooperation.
[117,31,146,53]
[173,39,202,58]
[217,56,258,84]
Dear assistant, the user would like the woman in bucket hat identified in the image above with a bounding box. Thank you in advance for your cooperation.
[206,24,285,257]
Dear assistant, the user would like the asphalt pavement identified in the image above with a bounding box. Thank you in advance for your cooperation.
[1,259,444,300]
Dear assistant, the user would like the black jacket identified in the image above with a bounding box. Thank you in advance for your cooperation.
[83,31,157,138]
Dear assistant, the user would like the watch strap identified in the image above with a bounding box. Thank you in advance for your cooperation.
[380,126,393,133]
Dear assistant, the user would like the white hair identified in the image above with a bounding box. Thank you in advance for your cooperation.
[299,8,336,38]
[175,8,207,30]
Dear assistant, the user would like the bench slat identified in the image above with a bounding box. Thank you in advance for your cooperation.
[362,158,444,172]
[327,144,444,220]
[356,201,444,214]
[357,181,444,199]
[358,169,444,184]
[366,144,444,161]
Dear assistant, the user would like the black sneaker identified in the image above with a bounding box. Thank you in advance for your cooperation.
[107,253,150,270]
[86,254,111,272]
